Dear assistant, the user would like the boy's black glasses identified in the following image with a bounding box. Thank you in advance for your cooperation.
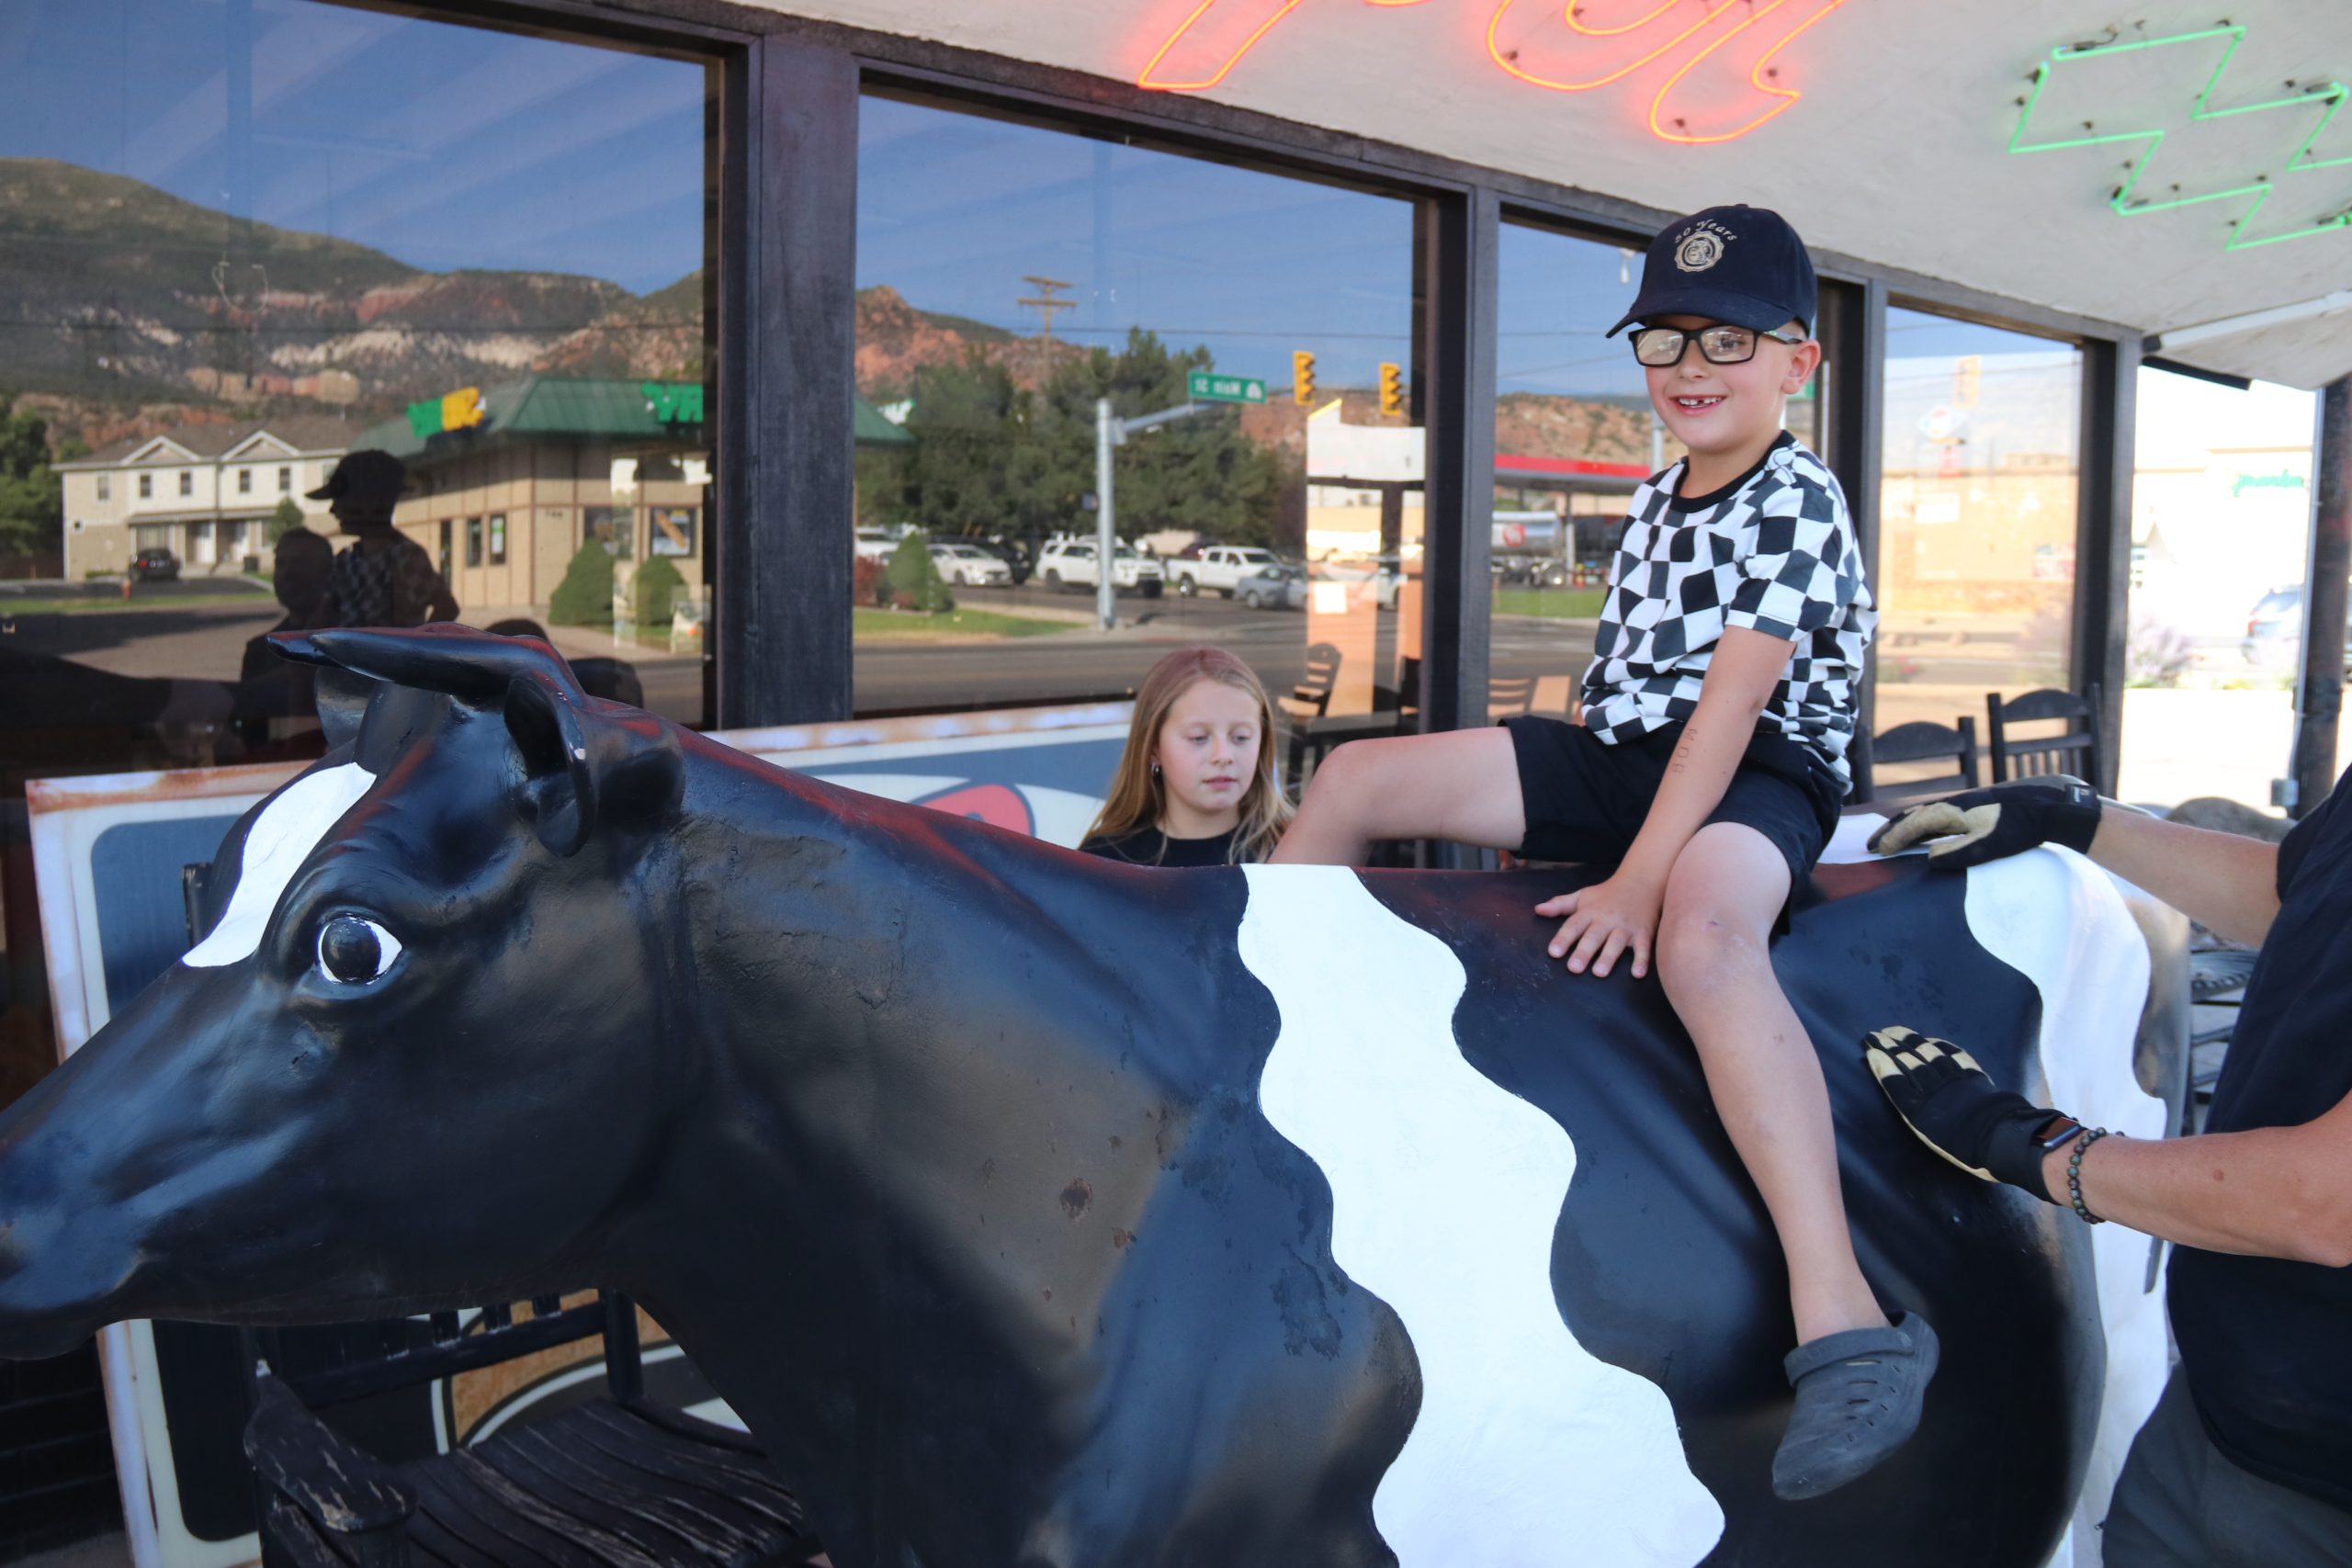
[1630,323,1807,367]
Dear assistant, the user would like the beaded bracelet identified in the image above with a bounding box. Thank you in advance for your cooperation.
[2066,1127,2118,1224]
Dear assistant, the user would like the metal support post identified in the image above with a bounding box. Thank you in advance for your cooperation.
[2292,376,2352,816]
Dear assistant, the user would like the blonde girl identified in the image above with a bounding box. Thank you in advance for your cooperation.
[1080,646,1294,866]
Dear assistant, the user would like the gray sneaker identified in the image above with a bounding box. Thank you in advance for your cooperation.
[1771,1312,1940,1501]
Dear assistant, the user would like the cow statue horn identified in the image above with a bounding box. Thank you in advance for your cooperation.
[270,624,683,855]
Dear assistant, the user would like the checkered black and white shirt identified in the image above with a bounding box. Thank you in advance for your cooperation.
[1580,433,1874,786]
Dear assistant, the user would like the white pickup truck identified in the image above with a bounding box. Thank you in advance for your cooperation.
[1035,538,1165,596]
[1168,545,1282,598]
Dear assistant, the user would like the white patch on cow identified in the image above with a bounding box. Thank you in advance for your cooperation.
[1238,864,1724,1568]
[1829,818,2168,1568]
[183,763,376,968]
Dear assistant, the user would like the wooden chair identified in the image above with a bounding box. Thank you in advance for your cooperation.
[1281,643,1345,792]
[1858,717,1980,804]
[1486,674,1539,720]
[242,1296,823,1568]
[1985,685,2103,786]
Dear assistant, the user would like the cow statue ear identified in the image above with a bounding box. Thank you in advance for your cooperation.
[503,672,683,856]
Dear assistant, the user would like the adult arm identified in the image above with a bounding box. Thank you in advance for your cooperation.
[2044,1087,2352,1268]
[1870,1027,2352,1267]
[2080,807,2281,948]
[1539,625,1792,977]
[1871,785,2282,945]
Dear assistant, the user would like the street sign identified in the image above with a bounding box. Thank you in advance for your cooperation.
[1187,371,1266,404]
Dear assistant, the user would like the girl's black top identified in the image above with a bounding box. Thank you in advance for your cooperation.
[1078,826,1247,867]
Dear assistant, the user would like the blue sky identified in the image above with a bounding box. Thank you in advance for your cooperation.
[0,0,2122,407]
[0,0,708,295]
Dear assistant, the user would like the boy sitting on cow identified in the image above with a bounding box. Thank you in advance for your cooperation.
[1273,204,1933,1498]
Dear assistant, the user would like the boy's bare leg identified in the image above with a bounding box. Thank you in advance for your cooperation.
[1272,728,1527,867]
[1657,822,1886,1344]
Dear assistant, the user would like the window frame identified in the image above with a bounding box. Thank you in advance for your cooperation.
[251,0,2134,772]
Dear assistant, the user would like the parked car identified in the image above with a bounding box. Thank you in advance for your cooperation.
[130,547,180,581]
[1169,545,1282,598]
[854,528,899,563]
[2242,584,2352,671]
[1237,563,1307,611]
[930,540,1012,587]
[1035,537,1165,596]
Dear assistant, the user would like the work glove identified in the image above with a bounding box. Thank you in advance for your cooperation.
[1865,779,2101,870]
[1862,1026,2076,1202]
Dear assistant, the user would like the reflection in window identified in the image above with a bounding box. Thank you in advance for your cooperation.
[1492,224,1690,719]
[1876,308,2081,747]
[851,93,1418,754]
[0,0,715,801]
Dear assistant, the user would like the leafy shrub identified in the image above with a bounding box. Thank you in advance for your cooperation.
[633,555,685,631]
[549,539,616,626]
[886,529,955,614]
[2127,611,2196,688]
[853,554,889,606]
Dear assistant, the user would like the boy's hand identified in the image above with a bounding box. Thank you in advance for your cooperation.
[1535,872,1663,979]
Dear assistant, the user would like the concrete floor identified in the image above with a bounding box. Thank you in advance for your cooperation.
[12,1535,133,1568]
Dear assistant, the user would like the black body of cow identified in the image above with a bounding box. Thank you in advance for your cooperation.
[0,626,2104,1567]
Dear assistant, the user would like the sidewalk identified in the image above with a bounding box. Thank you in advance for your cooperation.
[2117,686,2352,814]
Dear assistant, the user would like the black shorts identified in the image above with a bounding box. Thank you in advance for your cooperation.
[1502,716,1845,892]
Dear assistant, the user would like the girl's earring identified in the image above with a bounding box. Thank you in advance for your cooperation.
[1150,761,1160,774]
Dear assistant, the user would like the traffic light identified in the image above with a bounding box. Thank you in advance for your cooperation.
[1292,350,1317,407]
[1378,361,1405,420]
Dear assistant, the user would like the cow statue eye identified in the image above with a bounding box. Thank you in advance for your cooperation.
[315,915,402,986]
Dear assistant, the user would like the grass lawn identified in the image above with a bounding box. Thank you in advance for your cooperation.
[0,589,272,615]
[853,606,1072,640]
[1494,587,1606,619]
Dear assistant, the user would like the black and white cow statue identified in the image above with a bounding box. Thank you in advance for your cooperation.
[0,626,2182,1568]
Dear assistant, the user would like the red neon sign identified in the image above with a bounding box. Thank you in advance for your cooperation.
[1137,0,1851,145]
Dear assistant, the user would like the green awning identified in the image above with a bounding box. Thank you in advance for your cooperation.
[354,376,911,460]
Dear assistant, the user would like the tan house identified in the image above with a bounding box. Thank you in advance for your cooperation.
[52,417,354,578]
[349,376,717,619]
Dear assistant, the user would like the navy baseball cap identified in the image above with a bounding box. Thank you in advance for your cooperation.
[1607,205,1818,338]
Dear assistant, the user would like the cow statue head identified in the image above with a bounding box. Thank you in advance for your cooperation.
[0,626,687,1357]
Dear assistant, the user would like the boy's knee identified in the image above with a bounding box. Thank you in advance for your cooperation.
[1657,907,1770,987]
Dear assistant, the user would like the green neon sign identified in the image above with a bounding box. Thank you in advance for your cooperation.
[2232,470,2306,499]
[2009,26,2352,252]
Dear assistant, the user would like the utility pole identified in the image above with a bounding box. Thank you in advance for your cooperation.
[1092,394,1222,631]
[1019,276,1076,378]
[1096,397,1117,633]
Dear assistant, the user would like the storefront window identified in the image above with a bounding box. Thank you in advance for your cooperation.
[851,93,1419,739]
[2,0,716,1126]
[1875,309,2081,738]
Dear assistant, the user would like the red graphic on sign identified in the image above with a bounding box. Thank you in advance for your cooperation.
[915,783,1036,836]
[1136,0,1849,145]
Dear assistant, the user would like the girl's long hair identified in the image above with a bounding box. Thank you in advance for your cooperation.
[1085,646,1295,864]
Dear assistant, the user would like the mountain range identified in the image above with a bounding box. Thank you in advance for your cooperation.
[3,159,1638,471]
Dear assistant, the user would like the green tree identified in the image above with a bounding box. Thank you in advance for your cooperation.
[548,539,616,626]
[266,495,307,544]
[632,554,685,630]
[886,528,955,614]
[0,398,63,560]
[892,333,1283,550]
